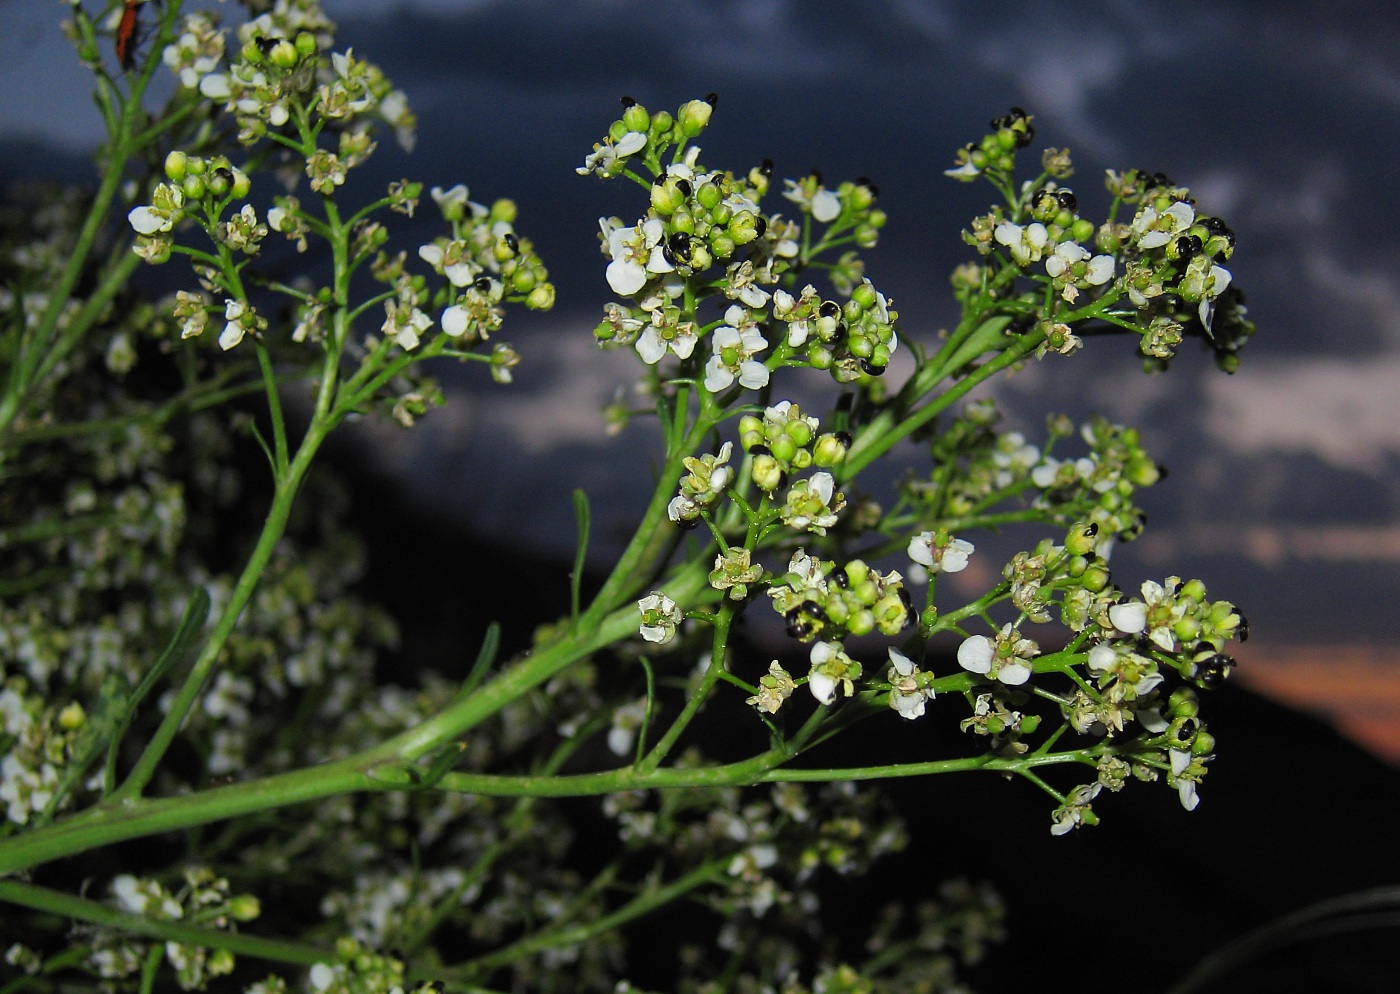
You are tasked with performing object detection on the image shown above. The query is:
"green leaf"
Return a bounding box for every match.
[571,489,591,631]
[456,622,500,700]
[104,587,211,793]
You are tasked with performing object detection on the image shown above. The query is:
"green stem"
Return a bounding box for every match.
[108,416,334,804]
[0,880,327,968]
[841,329,1043,479]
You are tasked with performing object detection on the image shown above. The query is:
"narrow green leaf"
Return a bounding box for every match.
[456,622,500,700]
[571,489,591,630]
[104,587,211,793]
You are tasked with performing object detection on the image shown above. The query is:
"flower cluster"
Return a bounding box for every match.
[585,95,898,394]
[767,551,911,643]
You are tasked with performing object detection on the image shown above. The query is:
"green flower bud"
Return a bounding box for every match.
[770,434,799,464]
[229,894,262,922]
[490,199,518,224]
[689,243,713,270]
[295,32,317,57]
[622,101,650,132]
[1168,686,1199,713]
[608,119,629,142]
[165,151,188,182]
[873,592,907,635]
[812,432,848,467]
[1080,564,1109,592]
[269,38,299,69]
[920,605,939,632]
[1020,713,1041,734]
[709,232,736,258]
[240,40,263,65]
[527,283,556,310]
[182,174,207,200]
[650,177,686,215]
[1181,579,1207,602]
[678,93,717,137]
[649,109,673,134]
[1173,616,1201,643]
[752,453,784,491]
[806,344,833,370]
[1066,520,1098,556]
[230,169,250,200]
[1071,218,1095,243]
[696,181,721,211]
[847,608,875,637]
[510,268,536,292]
[1192,731,1216,755]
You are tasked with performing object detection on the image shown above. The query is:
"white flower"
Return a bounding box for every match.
[703,320,769,392]
[907,531,973,574]
[1044,240,1088,279]
[1050,782,1102,835]
[1133,201,1195,250]
[602,217,672,297]
[887,647,934,720]
[1170,748,1200,811]
[608,699,647,756]
[957,625,1037,686]
[218,299,249,350]
[636,319,698,364]
[199,73,230,99]
[637,592,682,644]
[807,641,857,705]
[1085,254,1115,285]
[993,221,1049,266]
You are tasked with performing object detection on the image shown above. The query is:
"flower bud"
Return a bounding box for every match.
[812,432,848,467]
[526,283,556,310]
[183,174,207,200]
[752,453,784,492]
[295,32,318,57]
[269,38,299,69]
[622,101,650,133]
[165,151,189,182]
[229,894,262,921]
[678,93,716,137]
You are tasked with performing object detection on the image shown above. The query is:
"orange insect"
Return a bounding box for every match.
[115,0,143,71]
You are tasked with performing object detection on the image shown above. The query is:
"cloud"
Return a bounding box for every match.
[1138,524,1400,569]
[1204,357,1400,474]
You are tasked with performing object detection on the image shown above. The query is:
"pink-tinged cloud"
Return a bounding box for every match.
[1204,357,1400,474]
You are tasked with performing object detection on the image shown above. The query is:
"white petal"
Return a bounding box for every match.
[1087,644,1118,672]
[128,206,164,235]
[1086,255,1115,284]
[218,322,245,351]
[998,660,1032,685]
[441,305,470,337]
[808,671,837,706]
[607,259,647,296]
[1109,601,1148,634]
[199,73,230,100]
[636,328,666,364]
[737,359,769,390]
[907,532,935,568]
[811,189,841,222]
[957,635,993,674]
[888,647,914,677]
[615,131,647,156]
[703,358,733,392]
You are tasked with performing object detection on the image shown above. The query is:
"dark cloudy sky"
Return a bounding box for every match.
[4,1,1399,704]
